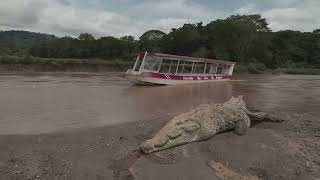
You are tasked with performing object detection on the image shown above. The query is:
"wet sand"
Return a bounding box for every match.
[0,113,319,180]
[0,73,319,179]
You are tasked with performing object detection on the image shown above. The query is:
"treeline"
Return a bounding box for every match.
[1,14,320,70]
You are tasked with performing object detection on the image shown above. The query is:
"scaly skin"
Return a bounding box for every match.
[140,96,285,154]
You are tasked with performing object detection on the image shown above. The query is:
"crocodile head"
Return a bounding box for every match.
[140,118,201,154]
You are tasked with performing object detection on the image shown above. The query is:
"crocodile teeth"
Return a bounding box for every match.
[154,138,169,148]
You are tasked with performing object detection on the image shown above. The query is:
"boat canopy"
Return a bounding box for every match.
[133,52,236,65]
[130,52,236,76]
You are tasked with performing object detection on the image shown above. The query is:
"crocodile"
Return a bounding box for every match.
[141,96,285,154]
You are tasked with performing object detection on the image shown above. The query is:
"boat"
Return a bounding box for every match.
[125,52,236,85]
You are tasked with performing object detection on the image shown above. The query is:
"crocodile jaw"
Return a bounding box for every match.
[140,121,200,154]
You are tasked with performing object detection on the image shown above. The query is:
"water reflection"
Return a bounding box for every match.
[124,82,233,119]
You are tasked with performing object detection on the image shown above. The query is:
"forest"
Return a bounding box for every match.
[0,14,319,74]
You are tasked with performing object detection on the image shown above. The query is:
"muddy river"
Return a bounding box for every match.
[0,73,319,135]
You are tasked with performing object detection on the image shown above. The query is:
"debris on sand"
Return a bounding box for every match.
[208,161,261,180]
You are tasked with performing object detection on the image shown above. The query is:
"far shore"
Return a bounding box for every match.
[0,56,319,75]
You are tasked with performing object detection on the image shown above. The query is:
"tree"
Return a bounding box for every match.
[163,24,202,56]
[227,14,271,32]
[78,33,95,41]
[139,30,166,52]
[120,35,135,42]
[140,30,166,41]
[1,14,320,71]
[201,14,272,62]
[313,29,320,34]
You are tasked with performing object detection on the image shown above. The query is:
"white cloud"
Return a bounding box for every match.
[0,0,319,38]
[263,8,317,32]
[36,1,135,37]
[0,0,219,38]
[235,0,320,32]
[0,0,47,29]
[236,3,257,15]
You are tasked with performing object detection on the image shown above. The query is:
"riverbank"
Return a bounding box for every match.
[0,112,319,180]
[1,56,320,75]
[0,56,132,72]
[234,63,320,75]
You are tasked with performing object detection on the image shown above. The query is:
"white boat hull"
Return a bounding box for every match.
[125,71,232,85]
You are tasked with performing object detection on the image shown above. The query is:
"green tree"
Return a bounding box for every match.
[120,35,135,42]
[1,14,320,71]
[201,14,271,62]
[78,33,95,41]
[140,30,166,41]
[163,24,202,56]
[227,14,271,32]
[139,30,166,52]
[313,29,320,34]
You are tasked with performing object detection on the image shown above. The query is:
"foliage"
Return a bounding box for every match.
[0,55,133,71]
[0,14,319,74]
[120,36,135,42]
[273,68,320,75]
[139,30,166,52]
[78,33,95,41]
[247,62,267,74]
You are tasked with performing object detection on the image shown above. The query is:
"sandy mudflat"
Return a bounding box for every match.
[0,73,319,179]
[0,112,319,180]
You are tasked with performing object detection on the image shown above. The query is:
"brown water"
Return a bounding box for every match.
[0,73,319,135]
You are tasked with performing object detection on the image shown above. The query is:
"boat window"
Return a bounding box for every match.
[159,59,171,73]
[193,62,205,74]
[182,61,193,74]
[177,61,185,74]
[134,56,142,71]
[222,65,227,74]
[205,63,217,74]
[217,65,223,74]
[224,65,231,75]
[169,61,179,74]
[143,56,162,72]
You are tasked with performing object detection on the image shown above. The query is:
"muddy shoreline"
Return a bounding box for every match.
[0,63,130,73]
[0,111,319,180]
[0,73,319,179]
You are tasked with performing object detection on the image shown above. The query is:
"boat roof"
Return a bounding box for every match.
[134,52,236,65]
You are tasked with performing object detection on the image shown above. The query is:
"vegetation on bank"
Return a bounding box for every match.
[1,55,319,75]
[0,14,320,74]
[0,56,132,72]
[234,63,320,75]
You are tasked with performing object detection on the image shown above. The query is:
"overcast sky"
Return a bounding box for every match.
[0,0,319,38]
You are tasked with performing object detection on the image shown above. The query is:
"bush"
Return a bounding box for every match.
[285,68,320,75]
[272,68,320,75]
[233,64,248,73]
[248,63,266,74]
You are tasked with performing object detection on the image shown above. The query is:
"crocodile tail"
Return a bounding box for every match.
[247,111,285,123]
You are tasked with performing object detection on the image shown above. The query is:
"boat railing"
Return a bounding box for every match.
[127,51,235,76]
